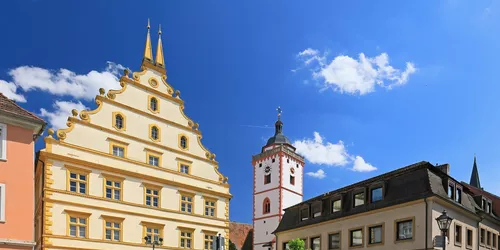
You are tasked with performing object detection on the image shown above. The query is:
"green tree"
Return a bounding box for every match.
[288,238,306,250]
[228,240,237,250]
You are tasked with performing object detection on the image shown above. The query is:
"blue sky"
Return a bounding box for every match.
[1,0,500,224]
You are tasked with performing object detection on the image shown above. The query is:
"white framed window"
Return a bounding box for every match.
[0,123,6,160]
[0,183,5,222]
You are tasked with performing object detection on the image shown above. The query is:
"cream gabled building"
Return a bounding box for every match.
[35,21,231,250]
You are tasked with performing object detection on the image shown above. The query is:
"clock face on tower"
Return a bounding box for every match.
[264,166,271,173]
[290,167,295,174]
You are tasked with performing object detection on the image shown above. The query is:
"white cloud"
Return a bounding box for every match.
[352,156,377,172]
[0,80,26,102]
[4,61,124,102]
[306,169,326,179]
[293,132,376,173]
[39,101,88,130]
[293,132,350,166]
[296,49,416,95]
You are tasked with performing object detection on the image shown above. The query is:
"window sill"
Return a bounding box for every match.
[0,158,6,162]
[394,238,414,244]
[465,245,472,250]
[367,242,384,247]
[0,220,5,223]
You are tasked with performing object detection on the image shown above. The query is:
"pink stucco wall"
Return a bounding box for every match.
[0,124,34,244]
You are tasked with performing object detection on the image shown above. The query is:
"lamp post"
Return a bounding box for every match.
[436,210,453,250]
[144,235,163,250]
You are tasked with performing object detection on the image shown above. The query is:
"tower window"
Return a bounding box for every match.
[112,112,126,131]
[148,96,160,113]
[296,164,299,168]
[264,174,271,184]
[287,159,290,163]
[179,135,188,150]
[259,163,262,168]
[115,115,123,129]
[151,126,159,141]
[263,198,271,214]
[290,175,295,185]
[272,158,275,163]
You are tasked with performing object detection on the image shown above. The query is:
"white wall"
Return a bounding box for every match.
[280,155,303,195]
[254,156,280,194]
[282,191,302,214]
[255,189,280,218]
[254,216,280,245]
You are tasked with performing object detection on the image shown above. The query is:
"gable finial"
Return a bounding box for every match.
[143,19,153,62]
[155,24,165,67]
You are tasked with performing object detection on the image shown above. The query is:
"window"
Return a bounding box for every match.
[148,155,159,167]
[0,183,5,222]
[300,207,309,221]
[349,228,363,247]
[493,233,497,248]
[103,216,124,241]
[467,229,473,247]
[67,213,88,238]
[103,174,123,201]
[179,135,189,150]
[0,123,6,160]
[177,158,192,174]
[112,145,125,157]
[180,193,194,213]
[370,187,383,203]
[456,188,462,203]
[149,78,159,88]
[272,158,275,163]
[283,242,290,250]
[264,174,271,184]
[396,218,414,241]
[144,185,161,208]
[455,224,462,245]
[481,228,485,245]
[263,198,271,214]
[180,164,190,174]
[112,112,125,131]
[180,230,193,248]
[150,125,160,141]
[482,199,486,210]
[310,237,320,250]
[205,199,217,217]
[354,192,365,207]
[287,159,290,163]
[66,167,90,194]
[143,223,163,245]
[204,233,215,250]
[487,202,492,213]
[290,175,295,185]
[311,202,321,218]
[328,232,341,249]
[448,183,455,199]
[150,97,158,112]
[332,198,341,213]
[368,224,384,245]
[488,231,492,246]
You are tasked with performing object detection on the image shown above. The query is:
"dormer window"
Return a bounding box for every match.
[455,187,462,203]
[332,198,342,213]
[370,186,383,203]
[448,183,455,200]
[311,202,322,218]
[487,201,492,214]
[300,207,309,221]
[353,191,365,207]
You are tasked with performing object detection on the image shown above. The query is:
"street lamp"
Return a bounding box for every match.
[144,235,163,250]
[436,210,453,250]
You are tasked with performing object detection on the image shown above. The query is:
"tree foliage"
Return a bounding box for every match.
[228,240,237,250]
[288,238,306,250]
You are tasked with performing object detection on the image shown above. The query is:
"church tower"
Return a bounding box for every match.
[252,108,305,250]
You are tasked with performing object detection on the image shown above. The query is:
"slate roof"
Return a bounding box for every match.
[275,161,482,233]
[462,182,500,218]
[0,93,45,124]
[265,119,292,148]
[229,222,253,250]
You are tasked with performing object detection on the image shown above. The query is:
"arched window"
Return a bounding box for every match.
[115,115,123,129]
[180,136,188,149]
[263,198,271,214]
[150,97,158,112]
[151,126,159,140]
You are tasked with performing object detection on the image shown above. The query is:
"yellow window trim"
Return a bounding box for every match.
[102,174,124,201]
[179,190,196,197]
[348,226,364,249]
[141,221,165,228]
[65,210,90,238]
[107,137,130,145]
[101,215,125,222]
[146,151,162,167]
[394,216,416,244]
[203,230,217,250]
[203,196,218,218]
[149,124,161,142]
[178,161,192,175]
[145,147,163,155]
[201,229,218,235]
[101,173,126,182]
[102,216,124,241]
[178,134,189,150]
[179,227,195,249]
[108,141,128,158]
[179,191,195,214]
[65,166,90,194]
[143,183,162,208]
[176,157,193,164]
[366,222,385,247]
[112,112,126,131]
[148,77,159,88]
[148,95,160,114]
[142,225,164,244]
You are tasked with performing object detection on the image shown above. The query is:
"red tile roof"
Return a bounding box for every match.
[229,222,253,250]
[462,182,500,217]
[0,93,45,123]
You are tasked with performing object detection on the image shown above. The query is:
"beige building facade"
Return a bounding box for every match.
[275,162,500,250]
[35,21,231,250]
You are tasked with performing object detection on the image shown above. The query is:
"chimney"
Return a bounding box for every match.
[436,163,450,175]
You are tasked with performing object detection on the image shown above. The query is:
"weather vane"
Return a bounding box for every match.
[276,106,282,117]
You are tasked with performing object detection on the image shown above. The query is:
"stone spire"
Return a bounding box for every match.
[143,19,153,62]
[470,155,481,189]
[155,24,165,67]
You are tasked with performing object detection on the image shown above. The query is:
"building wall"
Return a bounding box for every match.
[280,155,302,196]
[254,190,280,217]
[281,191,302,215]
[0,124,35,245]
[276,200,427,250]
[36,63,231,250]
[254,156,280,194]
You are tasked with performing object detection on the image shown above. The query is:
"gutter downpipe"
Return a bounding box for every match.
[425,197,428,250]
